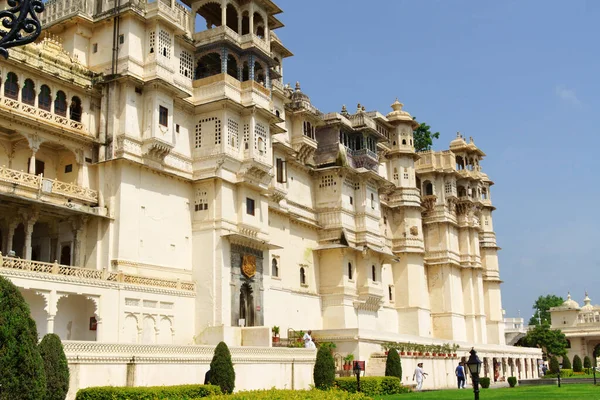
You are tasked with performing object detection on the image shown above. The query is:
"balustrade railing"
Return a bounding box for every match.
[0,166,98,204]
[1,97,86,133]
[0,255,195,292]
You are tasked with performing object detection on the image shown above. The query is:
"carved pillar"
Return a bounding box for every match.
[23,213,38,260]
[87,295,102,342]
[6,219,18,255]
[71,216,87,267]
[221,46,228,74]
[27,138,40,175]
[221,0,227,27]
[28,149,37,175]
[248,3,254,35]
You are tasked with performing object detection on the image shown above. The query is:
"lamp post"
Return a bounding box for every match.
[353,361,361,392]
[0,0,45,59]
[466,348,482,400]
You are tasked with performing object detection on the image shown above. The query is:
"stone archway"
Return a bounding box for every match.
[19,288,48,340]
[123,314,139,343]
[55,294,97,341]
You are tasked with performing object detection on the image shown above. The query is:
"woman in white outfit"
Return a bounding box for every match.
[303,330,316,349]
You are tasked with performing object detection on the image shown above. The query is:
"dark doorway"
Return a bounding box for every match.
[60,245,71,266]
[12,223,25,258]
[239,282,254,327]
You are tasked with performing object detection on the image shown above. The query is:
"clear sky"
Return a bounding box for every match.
[276,0,600,320]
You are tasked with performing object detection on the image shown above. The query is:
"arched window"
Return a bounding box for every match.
[54,91,67,116]
[39,85,51,111]
[257,137,265,154]
[372,265,377,281]
[241,11,250,35]
[195,53,221,80]
[4,72,18,100]
[424,181,433,196]
[457,186,466,197]
[254,12,265,39]
[300,267,306,285]
[226,54,238,79]
[402,139,406,145]
[254,61,265,84]
[22,79,35,105]
[70,96,82,122]
[275,110,280,118]
[348,262,353,281]
[271,258,279,277]
[196,3,222,33]
[226,4,238,33]
[274,57,281,72]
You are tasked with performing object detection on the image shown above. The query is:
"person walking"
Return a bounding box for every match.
[303,330,316,349]
[455,362,466,389]
[413,362,428,390]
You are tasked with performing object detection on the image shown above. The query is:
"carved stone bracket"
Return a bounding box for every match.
[142,137,174,163]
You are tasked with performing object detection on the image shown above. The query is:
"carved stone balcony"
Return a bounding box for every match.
[0,255,195,293]
[383,187,422,209]
[0,97,88,137]
[348,113,379,137]
[142,137,174,162]
[40,0,92,26]
[192,26,271,57]
[0,166,100,210]
[354,283,384,312]
[144,57,192,96]
[268,182,287,204]
[192,73,270,110]
[421,195,437,213]
[145,1,190,35]
[348,148,379,171]
[291,134,318,164]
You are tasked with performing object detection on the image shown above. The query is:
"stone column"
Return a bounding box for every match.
[6,220,18,255]
[47,314,56,334]
[95,317,103,342]
[23,216,38,260]
[248,3,254,34]
[71,217,87,267]
[221,0,227,27]
[221,46,228,74]
[28,149,37,175]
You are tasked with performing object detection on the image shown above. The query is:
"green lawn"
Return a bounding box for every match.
[376,384,600,400]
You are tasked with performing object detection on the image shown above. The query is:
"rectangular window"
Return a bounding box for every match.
[388,285,394,301]
[276,158,287,183]
[92,43,98,53]
[175,124,180,133]
[159,106,168,127]
[246,198,255,216]
[349,196,353,205]
[119,34,125,44]
[64,164,73,173]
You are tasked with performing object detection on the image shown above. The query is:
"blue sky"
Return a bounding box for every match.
[277,0,600,320]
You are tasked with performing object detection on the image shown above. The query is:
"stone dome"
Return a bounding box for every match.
[386,99,418,128]
[582,292,594,311]
[450,132,468,149]
[562,293,581,309]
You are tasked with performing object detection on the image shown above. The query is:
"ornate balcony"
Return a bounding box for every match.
[192,26,271,56]
[0,166,100,211]
[0,255,195,293]
[192,73,270,110]
[348,148,379,171]
[145,1,190,35]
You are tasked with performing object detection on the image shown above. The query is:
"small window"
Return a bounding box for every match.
[300,267,306,285]
[246,197,255,216]
[159,105,168,127]
[348,262,353,281]
[175,124,180,133]
[349,196,353,205]
[272,258,279,277]
[64,164,73,173]
[389,285,393,301]
[92,43,98,53]
[372,265,377,281]
[371,193,375,209]
[276,158,287,183]
[119,34,124,44]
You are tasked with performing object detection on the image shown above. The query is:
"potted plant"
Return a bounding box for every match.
[381,342,391,355]
[297,330,305,344]
[320,341,337,354]
[406,342,414,356]
[424,345,431,357]
[416,344,424,356]
[343,354,354,371]
[452,343,459,357]
[272,326,280,343]
[399,343,406,356]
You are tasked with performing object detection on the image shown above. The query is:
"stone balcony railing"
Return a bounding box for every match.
[192,26,270,55]
[0,166,98,204]
[40,0,91,26]
[348,113,378,134]
[0,97,87,135]
[0,255,196,293]
[192,73,270,110]
[146,0,190,34]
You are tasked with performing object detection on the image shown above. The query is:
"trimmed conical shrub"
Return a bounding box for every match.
[385,350,402,380]
[562,356,571,370]
[573,355,583,372]
[549,356,560,374]
[313,345,335,390]
[39,334,69,400]
[0,276,47,399]
[584,356,592,369]
[209,342,235,394]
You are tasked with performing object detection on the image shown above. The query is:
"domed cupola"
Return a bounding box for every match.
[582,292,594,311]
[561,292,581,309]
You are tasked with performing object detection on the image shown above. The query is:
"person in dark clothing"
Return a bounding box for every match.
[204,369,211,385]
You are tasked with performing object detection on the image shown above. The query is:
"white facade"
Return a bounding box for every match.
[0,0,540,396]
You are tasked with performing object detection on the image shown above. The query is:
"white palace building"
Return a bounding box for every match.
[0,0,540,396]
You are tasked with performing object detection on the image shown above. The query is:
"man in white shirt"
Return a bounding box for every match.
[303,330,316,349]
[413,362,428,390]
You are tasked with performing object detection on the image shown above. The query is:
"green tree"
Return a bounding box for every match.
[0,276,47,400]
[518,322,568,358]
[313,345,335,390]
[209,342,235,394]
[385,349,402,379]
[573,355,583,372]
[561,356,571,370]
[528,294,564,325]
[412,120,440,152]
[549,356,560,374]
[39,334,69,400]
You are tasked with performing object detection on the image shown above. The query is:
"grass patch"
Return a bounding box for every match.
[376,384,600,400]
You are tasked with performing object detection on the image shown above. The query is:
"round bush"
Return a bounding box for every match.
[549,356,560,374]
[384,349,402,380]
[0,276,47,400]
[573,355,583,372]
[313,345,335,390]
[584,356,592,369]
[507,376,517,387]
[480,377,491,388]
[39,334,70,400]
[209,342,235,394]
[562,356,571,370]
